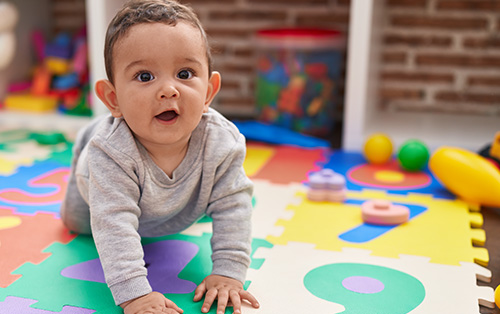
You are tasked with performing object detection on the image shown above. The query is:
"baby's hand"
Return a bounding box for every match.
[193,275,259,314]
[120,291,183,314]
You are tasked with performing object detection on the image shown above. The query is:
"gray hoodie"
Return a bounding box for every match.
[60,108,253,305]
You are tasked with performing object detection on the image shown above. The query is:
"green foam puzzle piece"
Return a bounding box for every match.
[304,263,426,314]
[0,235,114,313]
[46,142,73,166]
[0,129,73,166]
[0,233,270,314]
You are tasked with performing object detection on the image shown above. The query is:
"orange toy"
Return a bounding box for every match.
[429,146,500,207]
[31,66,51,96]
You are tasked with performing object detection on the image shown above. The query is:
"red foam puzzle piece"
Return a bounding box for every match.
[249,143,326,184]
[0,208,76,288]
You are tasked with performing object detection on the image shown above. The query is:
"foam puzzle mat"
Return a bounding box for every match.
[0,130,495,313]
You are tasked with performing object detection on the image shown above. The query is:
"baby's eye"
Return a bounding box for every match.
[177,69,194,80]
[136,72,154,82]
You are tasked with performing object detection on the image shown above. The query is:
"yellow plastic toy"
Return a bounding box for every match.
[45,57,71,75]
[5,94,58,112]
[363,133,393,165]
[429,146,500,208]
[495,285,500,308]
[490,131,500,160]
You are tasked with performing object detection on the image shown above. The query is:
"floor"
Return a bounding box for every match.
[0,126,497,313]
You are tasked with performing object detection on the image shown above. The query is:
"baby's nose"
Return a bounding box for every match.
[158,83,179,99]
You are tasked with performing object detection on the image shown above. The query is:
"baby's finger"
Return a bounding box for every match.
[239,290,260,309]
[216,289,229,314]
[164,298,183,313]
[201,288,218,313]
[193,281,207,302]
[229,290,242,314]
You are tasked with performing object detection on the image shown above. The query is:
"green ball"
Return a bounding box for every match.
[398,140,430,171]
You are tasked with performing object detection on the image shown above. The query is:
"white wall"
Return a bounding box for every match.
[85,0,125,116]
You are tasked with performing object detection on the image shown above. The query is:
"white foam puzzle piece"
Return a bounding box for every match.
[1,142,55,161]
[245,242,494,314]
[250,179,302,238]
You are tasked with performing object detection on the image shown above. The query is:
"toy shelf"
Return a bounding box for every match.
[0,0,93,137]
[342,0,499,152]
[0,0,119,136]
[4,0,497,150]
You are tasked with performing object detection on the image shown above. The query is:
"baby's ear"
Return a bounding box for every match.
[95,79,122,117]
[203,71,221,113]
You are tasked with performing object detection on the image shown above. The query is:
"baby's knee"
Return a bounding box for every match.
[60,203,92,235]
[61,211,92,235]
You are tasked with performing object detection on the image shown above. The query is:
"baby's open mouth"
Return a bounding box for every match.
[155,110,178,122]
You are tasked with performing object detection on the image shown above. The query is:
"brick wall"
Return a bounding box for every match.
[381,0,500,116]
[49,0,500,118]
[51,0,86,34]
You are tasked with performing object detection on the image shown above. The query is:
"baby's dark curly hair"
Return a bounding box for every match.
[104,0,212,83]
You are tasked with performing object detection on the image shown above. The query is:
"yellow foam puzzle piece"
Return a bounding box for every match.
[268,189,488,267]
[243,146,275,177]
[0,141,55,175]
[0,216,22,230]
[0,156,32,175]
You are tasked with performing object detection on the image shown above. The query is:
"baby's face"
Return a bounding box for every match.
[110,21,213,149]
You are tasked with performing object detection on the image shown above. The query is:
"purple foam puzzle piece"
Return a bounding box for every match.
[61,239,198,294]
[60,258,105,283]
[0,296,96,313]
[143,239,199,293]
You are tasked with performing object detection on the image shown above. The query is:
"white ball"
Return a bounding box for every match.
[0,2,19,32]
[0,32,15,69]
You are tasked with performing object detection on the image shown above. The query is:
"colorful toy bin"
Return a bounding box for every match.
[255,28,345,137]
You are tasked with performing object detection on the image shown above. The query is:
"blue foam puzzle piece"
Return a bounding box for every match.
[338,200,428,243]
[233,120,330,148]
[0,160,69,215]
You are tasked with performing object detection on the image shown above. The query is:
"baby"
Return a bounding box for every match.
[61,1,259,313]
